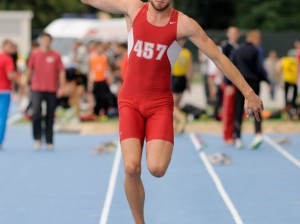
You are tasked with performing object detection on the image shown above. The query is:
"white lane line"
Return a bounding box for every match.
[7,112,23,126]
[189,133,244,224]
[99,144,122,224]
[263,135,300,168]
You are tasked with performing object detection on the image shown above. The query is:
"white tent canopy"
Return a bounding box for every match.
[45,18,128,42]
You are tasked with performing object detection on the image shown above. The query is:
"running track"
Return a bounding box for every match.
[0,124,299,224]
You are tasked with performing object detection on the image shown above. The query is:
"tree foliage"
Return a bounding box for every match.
[0,0,91,31]
[1,0,300,31]
[174,0,235,29]
[233,0,300,30]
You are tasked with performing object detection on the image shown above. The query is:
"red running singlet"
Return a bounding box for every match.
[118,3,181,144]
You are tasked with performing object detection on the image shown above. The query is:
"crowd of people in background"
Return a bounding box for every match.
[0,28,299,150]
[199,27,300,149]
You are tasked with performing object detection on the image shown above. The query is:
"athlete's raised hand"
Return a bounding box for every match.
[81,0,142,16]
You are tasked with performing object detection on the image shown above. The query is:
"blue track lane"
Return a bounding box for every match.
[0,125,117,224]
[1,124,299,224]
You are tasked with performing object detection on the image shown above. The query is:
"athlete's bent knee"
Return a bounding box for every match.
[148,165,167,178]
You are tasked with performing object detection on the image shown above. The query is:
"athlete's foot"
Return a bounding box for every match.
[34,140,42,151]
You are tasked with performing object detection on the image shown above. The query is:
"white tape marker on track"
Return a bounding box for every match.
[189,133,244,224]
[263,135,300,169]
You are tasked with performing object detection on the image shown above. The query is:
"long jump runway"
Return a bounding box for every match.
[0,124,299,224]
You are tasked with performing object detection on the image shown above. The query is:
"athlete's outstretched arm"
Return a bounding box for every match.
[178,14,263,120]
[81,0,140,15]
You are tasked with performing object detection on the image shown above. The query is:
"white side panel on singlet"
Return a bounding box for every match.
[167,41,182,69]
[127,29,134,57]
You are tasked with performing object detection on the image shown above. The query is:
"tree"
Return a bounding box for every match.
[1,0,90,32]
[233,0,300,30]
[175,0,235,29]
[1,0,300,32]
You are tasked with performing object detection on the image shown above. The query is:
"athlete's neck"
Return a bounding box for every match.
[147,4,172,26]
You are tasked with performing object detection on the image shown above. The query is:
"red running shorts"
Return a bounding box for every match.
[118,96,174,144]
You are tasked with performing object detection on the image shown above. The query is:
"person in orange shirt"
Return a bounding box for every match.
[89,41,111,116]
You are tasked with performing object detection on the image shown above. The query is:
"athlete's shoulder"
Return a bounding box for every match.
[177,11,193,25]
[177,11,204,40]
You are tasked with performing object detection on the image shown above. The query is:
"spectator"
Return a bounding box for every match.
[89,41,112,116]
[198,50,211,105]
[231,30,270,149]
[207,39,223,121]
[276,52,298,120]
[172,48,193,134]
[0,39,23,149]
[68,40,90,121]
[295,39,300,85]
[221,26,241,145]
[27,32,66,150]
[264,50,279,100]
[24,39,40,119]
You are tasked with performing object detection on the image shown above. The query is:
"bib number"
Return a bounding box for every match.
[133,40,167,60]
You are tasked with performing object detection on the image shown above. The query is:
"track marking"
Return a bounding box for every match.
[7,113,23,126]
[263,135,300,168]
[99,144,122,224]
[189,133,244,224]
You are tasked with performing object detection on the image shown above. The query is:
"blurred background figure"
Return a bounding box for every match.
[206,38,223,121]
[198,49,210,106]
[67,40,90,122]
[27,32,66,151]
[24,39,40,120]
[0,39,23,150]
[276,51,299,120]
[172,47,193,134]
[89,41,112,117]
[264,50,279,100]
[295,39,300,89]
[221,26,241,145]
[231,30,270,149]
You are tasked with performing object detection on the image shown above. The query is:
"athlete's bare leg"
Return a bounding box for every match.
[121,138,145,224]
[146,140,173,178]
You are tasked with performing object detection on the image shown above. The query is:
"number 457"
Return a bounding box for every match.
[133,40,167,60]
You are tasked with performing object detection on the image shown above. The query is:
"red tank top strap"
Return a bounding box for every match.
[132,3,148,26]
[170,9,179,23]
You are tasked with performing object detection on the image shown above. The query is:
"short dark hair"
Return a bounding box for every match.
[40,31,52,40]
[2,39,13,48]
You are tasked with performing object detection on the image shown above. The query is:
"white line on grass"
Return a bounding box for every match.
[189,133,244,224]
[263,135,300,168]
[99,144,122,224]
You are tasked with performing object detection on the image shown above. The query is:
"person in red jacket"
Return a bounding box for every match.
[81,1,264,223]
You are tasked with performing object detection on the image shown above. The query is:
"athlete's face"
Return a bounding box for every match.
[149,0,173,12]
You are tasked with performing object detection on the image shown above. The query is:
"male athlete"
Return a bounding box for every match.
[81,0,264,223]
